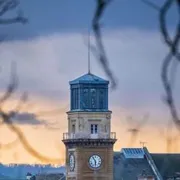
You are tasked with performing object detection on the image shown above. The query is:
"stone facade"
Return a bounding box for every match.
[63,142,115,180]
[67,111,111,138]
[62,73,116,180]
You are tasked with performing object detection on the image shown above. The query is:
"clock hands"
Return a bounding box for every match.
[89,155,101,169]
[92,156,97,167]
[69,154,75,171]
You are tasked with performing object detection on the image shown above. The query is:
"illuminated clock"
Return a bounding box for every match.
[88,155,102,169]
[69,153,75,171]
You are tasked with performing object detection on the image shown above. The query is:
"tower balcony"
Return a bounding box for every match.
[63,132,116,140]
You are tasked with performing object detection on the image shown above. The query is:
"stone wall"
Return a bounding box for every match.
[67,111,111,136]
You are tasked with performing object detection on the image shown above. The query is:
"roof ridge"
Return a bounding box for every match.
[69,73,109,85]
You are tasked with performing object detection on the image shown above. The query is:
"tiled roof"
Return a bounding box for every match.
[114,152,155,180]
[122,148,145,159]
[151,153,180,179]
[114,149,180,180]
[69,73,109,85]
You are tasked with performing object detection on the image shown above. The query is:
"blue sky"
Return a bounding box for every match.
[2,0,177,40]
[1,0,178,114]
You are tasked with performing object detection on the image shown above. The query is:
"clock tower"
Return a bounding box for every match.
[62,72,116,180]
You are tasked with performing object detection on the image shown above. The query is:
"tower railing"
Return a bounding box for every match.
[63,132,116,140]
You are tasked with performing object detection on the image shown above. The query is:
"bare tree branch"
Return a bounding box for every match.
[92,0,117,89]
[0,15,27,24]
[126,113,149,147]
[159,0,179,53]
[143,0,180,129]
[159,0,180,129]
[158,119,178,153]
[5,120,64,164]
[0,0,28,25]
[0,62,64,164]
[0,61,18,107]
[0,138,19,150]
[0,0,18,16]
[13,91,28,112]
[170,59,178,89]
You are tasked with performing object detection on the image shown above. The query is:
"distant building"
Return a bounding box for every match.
[26,172,32,180]
[35,173,65,180]
[26,172,36,180]
[114,147,180,180]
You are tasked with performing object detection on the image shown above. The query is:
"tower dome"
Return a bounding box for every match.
[69,72,109,111]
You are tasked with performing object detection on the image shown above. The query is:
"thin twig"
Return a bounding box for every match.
[0,0,28,25]
[0,61,18,106]
[0,0,18,16]
[0,138,19,150]
[160,0,180,129]
[5,119,64,164]
[92,0,117,89]
[0,62,64,164]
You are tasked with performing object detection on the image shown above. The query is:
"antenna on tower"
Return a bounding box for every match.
[140,141,147,148]
[88,29,91,74]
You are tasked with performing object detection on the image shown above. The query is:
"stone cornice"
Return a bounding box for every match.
[62,139,117,148]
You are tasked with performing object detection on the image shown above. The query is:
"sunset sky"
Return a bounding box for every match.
[0,0,179,165]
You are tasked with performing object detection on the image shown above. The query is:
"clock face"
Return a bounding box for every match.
[88,155,102,169]
[69,154,75,171]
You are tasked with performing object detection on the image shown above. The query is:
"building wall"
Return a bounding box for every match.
[66,146,114,180]
[67,111,111,137]
[138,177,155,180]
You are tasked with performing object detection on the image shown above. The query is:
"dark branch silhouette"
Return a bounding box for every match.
[5,119,64,164]
[0,61,18,107]
[142,0,180,130]
[0,62,64,164]
[126,113,149,147]
[92,0,117,89]
[160,0,180,129]
[0,0,27,25]
[0,138,19,150]
[158,120,180,153]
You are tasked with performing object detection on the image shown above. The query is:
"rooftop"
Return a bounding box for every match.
[151,153,180,179]
[35,173,65,180]
[69,73,109,85]
[114,148,180,180]
[113,151,155,180]
[121,148,145,159]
